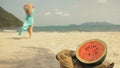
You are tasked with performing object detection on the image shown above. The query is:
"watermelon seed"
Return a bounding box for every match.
[85,48,88,50]
[93,45,96,48]
[95,52,97,54]
[96,48,98,50]
[88,53,91,56]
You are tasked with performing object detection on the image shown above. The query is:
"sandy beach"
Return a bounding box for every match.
[0,31,120,68]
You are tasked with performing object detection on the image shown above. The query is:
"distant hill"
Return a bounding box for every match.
[80,22,114,26]
[0,7,22,28]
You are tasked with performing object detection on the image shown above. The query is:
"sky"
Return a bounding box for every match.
[0,0,120,26]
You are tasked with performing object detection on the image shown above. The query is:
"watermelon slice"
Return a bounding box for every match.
[76,39,107,65]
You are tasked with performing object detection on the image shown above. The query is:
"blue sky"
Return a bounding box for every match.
[0,0,120,26]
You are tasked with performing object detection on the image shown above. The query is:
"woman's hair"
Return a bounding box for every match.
[24,4,34,15]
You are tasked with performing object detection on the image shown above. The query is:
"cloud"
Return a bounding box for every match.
[44,9,71,17]
[55,9,71,16]
[98,0,108,4]
[44,12,52,16]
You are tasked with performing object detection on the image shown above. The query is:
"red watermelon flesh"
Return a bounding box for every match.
[78,41,105,61]
[76,39,107,64]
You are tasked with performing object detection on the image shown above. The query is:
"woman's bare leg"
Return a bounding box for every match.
[28,26,33,38]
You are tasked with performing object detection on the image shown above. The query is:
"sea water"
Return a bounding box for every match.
[33,25,120,32]
[1,25,120,32]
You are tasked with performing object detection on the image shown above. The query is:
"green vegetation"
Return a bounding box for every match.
[0,7,22,28]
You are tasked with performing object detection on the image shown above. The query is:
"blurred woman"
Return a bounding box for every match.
[19,3,35,38]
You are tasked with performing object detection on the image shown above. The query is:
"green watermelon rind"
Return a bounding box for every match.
[76,39,107,64]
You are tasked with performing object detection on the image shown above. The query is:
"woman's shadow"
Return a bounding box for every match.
[8,37,29,40]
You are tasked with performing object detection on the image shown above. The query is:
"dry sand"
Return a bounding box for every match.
[0,31,120,68]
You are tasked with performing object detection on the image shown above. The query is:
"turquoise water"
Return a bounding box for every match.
[33,25,120,32]
[1,25,120,32]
